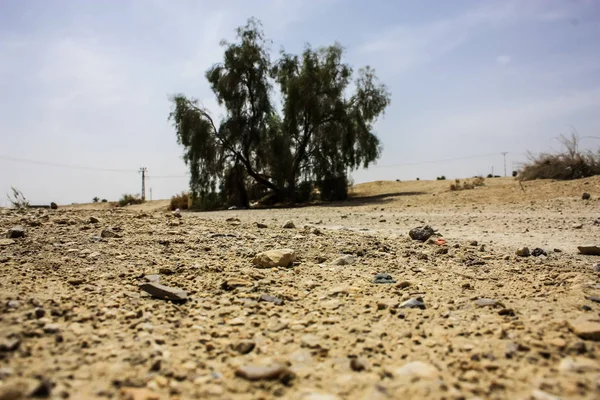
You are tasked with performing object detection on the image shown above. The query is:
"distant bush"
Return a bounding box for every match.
[519,133,600,181]
[170,192,189,211]
[416,177,420,181]
[450,177,485,191]
[118,193,143,207]
[487,174,493,178]
[512,171,518,177]
[93,197,100,203]
[101,199,108,203]
[437,176,446,180]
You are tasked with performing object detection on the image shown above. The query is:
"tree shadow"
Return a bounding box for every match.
[317,191,427,208]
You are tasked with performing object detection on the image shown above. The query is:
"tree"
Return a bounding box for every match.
[93,197,100,203]
[169,18,391,208]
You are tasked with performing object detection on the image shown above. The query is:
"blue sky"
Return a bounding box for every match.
[1,0,599,205]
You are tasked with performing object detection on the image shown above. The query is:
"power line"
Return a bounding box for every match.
[0,155,137,173]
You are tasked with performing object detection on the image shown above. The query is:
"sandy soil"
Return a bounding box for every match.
[1,177,600,400]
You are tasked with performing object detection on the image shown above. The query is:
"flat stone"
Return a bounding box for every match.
[139,282,188,301]
[7,300,20,309]
[558,357,600,373]
[100,229,120,238]
[373,273,396,284]
[532,390,561,400]
[233,340,256,355]
[0,238,15,246]
[474,298,504,308]
[259,294,284,305]
[235,364,294,382]
[578,245,600,256]
[387,361,439,379]
[89,216,100,223]
[253,249,296,268]
[332,255,356,266]
[144,275,160,283]
[568,316,600,341]
[119,387,160,400]
[221,278,252,291]
[256,222,268,228]
[6,226,26,239]
[399,297,426,309]
[43,323,60,334]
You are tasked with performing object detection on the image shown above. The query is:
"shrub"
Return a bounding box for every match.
[7,187,29,209]
[519,133,600,180]
[318,175,348,201]
[416,177,420,181]
[118,193,143,207]
[512,171,518,177]
[93,197,100,203]
[437,176,446,180]
[449,177,485,191]
[487,173,493,178]
[170,192,189,211]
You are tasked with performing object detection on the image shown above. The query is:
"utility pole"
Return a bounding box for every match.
[139,167,147,201]
[501,152,508,177]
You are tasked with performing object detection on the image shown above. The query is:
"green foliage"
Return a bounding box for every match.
[512,170,518,177]
[118,194,143,207]
[93,197,100,203]
[7,186,29,209]
[170,192,189,211]
[436,176,446,180]
[519,133,600,180]
[101,199,108,203]
[169,18,390,209]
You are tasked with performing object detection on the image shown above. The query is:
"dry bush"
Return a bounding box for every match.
[519,133,600,181]
[7,187,29,209]
[449,177,485,191]
[118,194,143,207]
[170,192,189,211]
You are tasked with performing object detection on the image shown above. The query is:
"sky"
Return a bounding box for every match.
[1,0,600,205]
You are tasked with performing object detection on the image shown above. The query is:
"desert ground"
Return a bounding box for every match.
[1,177,600,400]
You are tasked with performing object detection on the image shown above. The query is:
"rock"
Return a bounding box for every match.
[532,248,547,257]
[139,282,188,301]
[143,275,160,283]
[532,390,561,400]
[89,216,100,223]
[282,220,296,229]
[158,267,174,275]
[35,308,45,319]
[233,340,256,355]
[0,238,15,246]
[221,278,253,291]
[50,202,58,209]
[259,294,284,305]
[568,316,600,340]
[387,361,439,379]
[43,323,60,334]
[593,263,600,273]
[516,247,530,257]
[68,278,85,286]
[409,225,436,242]
[573,223,583,229]
[6,226,25,239]
[30,378,52,398]
[350,357,368,372]
[173,209,181,218]
[558,357,600,373]
[235,364,294,383]
[578,245,600,256]
[396,281,411,289]
[256,222,268,228]
[582,192,591,200]
[373,273,396,284]
[474,298,504,308]
[0,379,37,400]
[252,249,296,268]
[119,387,160,400]
[0,338,21,352]
[399,297,426,309]
[6,300,20,309]
[0,367,13,379]
[332,255,356,266]
[100,229,120,238]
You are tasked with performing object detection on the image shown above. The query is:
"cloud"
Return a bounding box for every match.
[496,55,511,65]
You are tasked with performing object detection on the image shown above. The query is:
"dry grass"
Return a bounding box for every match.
[449,177,485,191]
